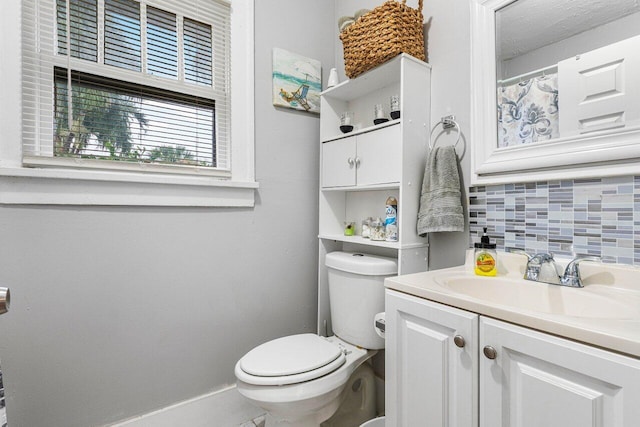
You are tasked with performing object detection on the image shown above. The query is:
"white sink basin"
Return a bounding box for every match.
[435,275,640,320]
[385,249,640,357]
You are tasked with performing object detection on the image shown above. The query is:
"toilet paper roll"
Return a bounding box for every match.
[374,312,385,339]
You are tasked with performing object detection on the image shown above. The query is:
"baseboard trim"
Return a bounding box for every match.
[110,385,264,427]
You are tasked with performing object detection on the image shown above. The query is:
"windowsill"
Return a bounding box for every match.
[0,167,258,207]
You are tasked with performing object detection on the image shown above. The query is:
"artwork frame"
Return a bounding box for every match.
[272,48,321,114]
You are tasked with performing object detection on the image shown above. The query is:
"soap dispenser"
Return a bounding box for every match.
[474,227,497,276]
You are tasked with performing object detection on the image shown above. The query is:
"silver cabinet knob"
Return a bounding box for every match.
[453,335,465,348]
[347,157,355,167]
[354,157,361,168]
[0,287,10,315]
[483,345,497,359]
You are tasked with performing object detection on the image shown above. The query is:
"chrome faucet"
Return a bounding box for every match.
[506,248,600,288]
[560,255,601,288]
[506,248,561,284]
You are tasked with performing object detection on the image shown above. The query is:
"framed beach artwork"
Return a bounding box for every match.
[272,48,321,114]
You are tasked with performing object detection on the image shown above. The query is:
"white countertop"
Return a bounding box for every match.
[385,250,640,358]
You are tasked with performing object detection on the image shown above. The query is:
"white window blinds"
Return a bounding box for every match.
[184,18,213,86]
[23,0,231,174]
[104,0,142,72]
[147,6,178,78]
[56,0,98,61]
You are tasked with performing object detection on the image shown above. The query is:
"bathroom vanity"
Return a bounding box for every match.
[384,251,640,426]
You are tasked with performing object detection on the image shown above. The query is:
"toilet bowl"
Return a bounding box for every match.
[235,335,375,426]
[235,252,397,426]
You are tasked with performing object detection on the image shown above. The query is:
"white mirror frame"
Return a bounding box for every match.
[470,0,640,185]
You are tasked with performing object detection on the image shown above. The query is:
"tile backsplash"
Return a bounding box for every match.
[469,176,639,266]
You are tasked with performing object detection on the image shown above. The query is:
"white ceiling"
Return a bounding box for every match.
[497,0,640,60]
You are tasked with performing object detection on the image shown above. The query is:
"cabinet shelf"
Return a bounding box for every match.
[321,182,400,192]
[321,54,430,102]
[322,120,400,144]
[318,234,428,250]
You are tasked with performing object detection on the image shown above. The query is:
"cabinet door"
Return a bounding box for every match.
[321,137,357,188]
[386,290,478,427]
[480,317,640,427]
[356,125,401,186]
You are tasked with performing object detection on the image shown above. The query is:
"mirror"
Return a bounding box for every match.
[471,0,640,185]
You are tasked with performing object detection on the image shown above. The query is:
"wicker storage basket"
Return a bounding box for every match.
[340,0,426,79]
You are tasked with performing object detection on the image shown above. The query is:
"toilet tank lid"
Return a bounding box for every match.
[325,252,398,276]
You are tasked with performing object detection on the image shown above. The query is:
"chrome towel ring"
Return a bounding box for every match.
[429,115,461,151]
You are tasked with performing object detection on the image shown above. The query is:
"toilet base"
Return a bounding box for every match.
[321,363,377,427]
[262,363,377,427]
[261,388,343,427]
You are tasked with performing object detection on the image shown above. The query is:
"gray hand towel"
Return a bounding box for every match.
[417,146,464,235]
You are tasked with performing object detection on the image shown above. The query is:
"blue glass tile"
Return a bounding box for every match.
[468,176,640,266]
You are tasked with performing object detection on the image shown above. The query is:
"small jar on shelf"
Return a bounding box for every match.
[370,218,386,241]
[344,221,356,236]
[361,217,373,239]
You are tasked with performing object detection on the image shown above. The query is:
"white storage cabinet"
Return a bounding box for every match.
[317,54,431,336]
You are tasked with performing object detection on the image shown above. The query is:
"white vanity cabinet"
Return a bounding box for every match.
[385,289,478,427]
[480,317,640,427]
[385,289,640,426]
[317,54,431,337]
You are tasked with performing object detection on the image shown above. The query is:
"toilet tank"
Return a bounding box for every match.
[325,252,398,350]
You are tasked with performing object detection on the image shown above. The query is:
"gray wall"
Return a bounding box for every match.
[0,1,335,426]
[0,1,473,424]
[419,0,472,269]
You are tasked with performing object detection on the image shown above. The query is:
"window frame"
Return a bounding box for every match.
[0,0,256,207]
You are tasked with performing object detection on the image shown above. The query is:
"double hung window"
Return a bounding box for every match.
[23,0,231,176]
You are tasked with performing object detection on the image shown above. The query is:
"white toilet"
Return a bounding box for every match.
[235,251,397,427]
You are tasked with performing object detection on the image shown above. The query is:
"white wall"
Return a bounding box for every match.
[0,1,335,426]
[334,0,472,269]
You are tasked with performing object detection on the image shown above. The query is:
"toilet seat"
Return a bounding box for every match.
[236,334,347,386]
